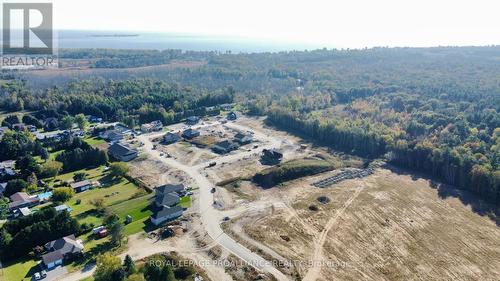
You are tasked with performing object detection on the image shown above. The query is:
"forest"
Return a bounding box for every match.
[1,46,499,205]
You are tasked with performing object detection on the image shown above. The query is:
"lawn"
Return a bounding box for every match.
[68,179,142,215]
[2,257,39,281]
[83,136,106,146]
[180,196,192,208]
[110,194,154,235]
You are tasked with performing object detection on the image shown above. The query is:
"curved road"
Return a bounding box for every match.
[137,121,290,281]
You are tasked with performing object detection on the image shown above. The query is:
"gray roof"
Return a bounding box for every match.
[214,140,238,150]
[0,182,6,194]
[45,235,83,255]
[182,128,200,138]
[42,250,64,265]
[156,193,180,207]
[108,143,137,157]
[163,132,181,142]
[152,205,183,219]
[156,184,185,194]
[70,180,91,189]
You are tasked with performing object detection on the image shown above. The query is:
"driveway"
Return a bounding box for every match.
[44,266,67,281]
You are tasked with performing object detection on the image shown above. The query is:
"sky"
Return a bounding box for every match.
[9,0,500,48]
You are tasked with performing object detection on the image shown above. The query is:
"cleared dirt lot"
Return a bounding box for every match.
[234,168,500,281]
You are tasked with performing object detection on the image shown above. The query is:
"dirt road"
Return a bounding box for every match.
[137,121,290,281]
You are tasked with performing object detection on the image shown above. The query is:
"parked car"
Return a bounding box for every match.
[211,187,216,193]
[223,216,230,221]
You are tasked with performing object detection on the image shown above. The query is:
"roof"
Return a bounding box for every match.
[214,140,236,150]
[0,182,6,193]
[55,204,71,212]
[10,192,30,202]
[163,132,181,139]
[182,128,200,137]
[42,250,64,265]
[156,193,180,207]
[45,235,84,255]
[108,143,137,157]
[70,180,91,189]
[106,130,124,139]
[234,133,251,140]
[186,116,199,121]
[263,149,283,158]
[152,205,183,219]
[19,207,32,216]
[156,184,185,194]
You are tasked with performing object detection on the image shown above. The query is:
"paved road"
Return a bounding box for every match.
[137,121,289,281]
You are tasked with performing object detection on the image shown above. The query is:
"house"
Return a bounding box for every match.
[99,129,124,142]
[18,207,32,217]
[8,192,40,211]
[0,160,17,179]
[212,140,239,154]
[261,149,283,164]
[35,131,62,141]
[141,120,163,133]
[55,204,72,213]
[155,192,180,208]
[87,116,103,123]
[151,205,184,226]
[108,143,138,162]
[185,116,200,125]
[156,183,187,197]
[42,250,64,270]
[182,128,200,139]
[70,180,93,193]
[162,132,182,144]
[43,235,84,269]
[151,184,185,226]
[233,132,253,144]
[227,111,237,121]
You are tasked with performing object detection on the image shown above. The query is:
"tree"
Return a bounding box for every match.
[73,172,87,182]
[5,179,28,197]
[90,198,106,213]
[109,221,124,246]
[60,116,74,130]
[52,187,74,203]
[75,114,89,130]
[93,254,123,281]
[0,198,9,219]
[40,148,50,161]
[144,255,176,281]
[112,269,126,281]
[15,155,40,176]
[22,115,42,128]
[123,254,136,275]
[109,162,129,178]
[40,161,63,179]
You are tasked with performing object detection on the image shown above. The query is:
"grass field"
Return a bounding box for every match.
[1,257,39,281]
[83,136,106,146]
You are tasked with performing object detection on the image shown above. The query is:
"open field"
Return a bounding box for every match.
[237,168,500,280]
